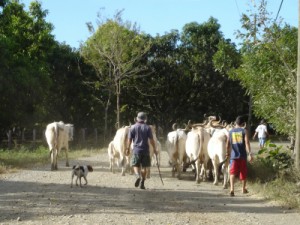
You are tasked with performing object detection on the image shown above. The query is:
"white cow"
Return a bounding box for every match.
[107,141,120,173]
[185,127,211,183]
[111,126,131,176]
[207,127,231,189]
[167,127,187,179]
[45,121,74,171]
[152,140,161,167]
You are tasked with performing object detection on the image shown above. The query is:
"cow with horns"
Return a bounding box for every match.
[184,116,227,183]
[185,122,211,183]
[207,121,234,188]
[166,123,189,179]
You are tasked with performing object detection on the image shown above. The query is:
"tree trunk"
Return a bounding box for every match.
[116,79,121,129]
[247,96,253,138]
[103,91,111,143]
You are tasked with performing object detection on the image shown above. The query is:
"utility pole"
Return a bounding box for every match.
[295,0,300,170]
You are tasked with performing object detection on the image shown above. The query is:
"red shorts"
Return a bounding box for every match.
[230,158,247,180]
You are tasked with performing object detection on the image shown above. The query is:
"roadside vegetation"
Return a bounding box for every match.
[0,146,102,174]
[248,141,300,209]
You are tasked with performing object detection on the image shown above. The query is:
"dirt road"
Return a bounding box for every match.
[1,148,299,225]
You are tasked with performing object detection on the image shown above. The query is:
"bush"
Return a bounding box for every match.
[256,140,294,178]
[248,141,300,209]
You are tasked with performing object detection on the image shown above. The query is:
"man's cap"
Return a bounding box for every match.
[137,112,147,122]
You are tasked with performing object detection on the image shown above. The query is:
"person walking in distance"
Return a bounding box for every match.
[126,112,157,189]
[226,116,253,196]
[253,119,269,149]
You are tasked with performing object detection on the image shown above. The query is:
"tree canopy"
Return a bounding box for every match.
[1,0,296,148]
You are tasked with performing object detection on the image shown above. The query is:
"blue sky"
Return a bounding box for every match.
[21,0,297,49]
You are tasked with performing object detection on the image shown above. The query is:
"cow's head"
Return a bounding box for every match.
[65,124,74,141]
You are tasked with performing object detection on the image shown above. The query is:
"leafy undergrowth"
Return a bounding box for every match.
[248,141,300,209]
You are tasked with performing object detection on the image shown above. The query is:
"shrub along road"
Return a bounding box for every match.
[0,147,299,225]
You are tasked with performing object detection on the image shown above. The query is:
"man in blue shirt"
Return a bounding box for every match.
[126,112,157,189]
[226,116,253,196]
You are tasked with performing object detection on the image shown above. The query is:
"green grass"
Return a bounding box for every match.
[250,177,300,209]
[0,146,105,174]
[248,157,300,209]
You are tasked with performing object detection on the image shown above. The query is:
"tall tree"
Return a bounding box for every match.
[81,11,151,133]
[219,1,297,155]
[0,0,55,130]
[125,30,189,130]
[46,43,101,129]
[179,18,248,122]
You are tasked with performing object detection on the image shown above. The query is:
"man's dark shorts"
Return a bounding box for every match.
[131,152,151,167]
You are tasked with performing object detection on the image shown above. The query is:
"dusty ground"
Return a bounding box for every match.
[1,145,300,225]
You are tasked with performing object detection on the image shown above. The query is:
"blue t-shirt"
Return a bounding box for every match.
[128,122,153,154]
[229,127,247,160]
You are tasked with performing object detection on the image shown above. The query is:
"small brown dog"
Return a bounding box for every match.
[71,165,93,187]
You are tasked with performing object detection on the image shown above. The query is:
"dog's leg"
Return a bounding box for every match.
[76,176,79,186]
[83,176,88,185]
[71,172,74,188]
[79,177,82,187]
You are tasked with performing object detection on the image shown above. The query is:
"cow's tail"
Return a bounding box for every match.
[54,122,59,149]
[121,126,129,167]
[175,131,179,161]
[187,131,204,166]
[218,156,229,175]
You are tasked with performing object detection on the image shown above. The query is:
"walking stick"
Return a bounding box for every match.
[155,153,164,185]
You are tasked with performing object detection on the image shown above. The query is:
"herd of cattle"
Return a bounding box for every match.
[45,116,235,189]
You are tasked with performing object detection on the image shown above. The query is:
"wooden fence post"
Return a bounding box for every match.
[94,128,98,147]
[7,130,12,149]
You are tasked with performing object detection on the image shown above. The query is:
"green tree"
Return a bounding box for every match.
[125,30,189,130]
[0,0,55,130]
[226,0,297,139]
[179,18,248,123]
[46,43,102,128]
[128,18,247,133]
[81,11,151,134]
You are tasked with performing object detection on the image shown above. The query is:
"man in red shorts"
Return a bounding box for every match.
[226,116,253,196]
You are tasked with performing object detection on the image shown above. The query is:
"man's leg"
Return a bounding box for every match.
[242,179,248,193]
[134,166,141,187]
[230,174,235,196]
[139,167,147,189]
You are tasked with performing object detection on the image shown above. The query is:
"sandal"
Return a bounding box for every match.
[230,191,234,197]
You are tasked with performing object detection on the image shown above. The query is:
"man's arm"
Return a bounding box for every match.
[264,125,269,137]
[226,135,231,157]
[253,131,257,139]
[149,138,157,155]
[244,130,253,162]
[126,139,132,156]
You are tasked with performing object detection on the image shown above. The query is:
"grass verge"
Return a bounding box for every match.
[0,146,104,174]
[248,158,300,209]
